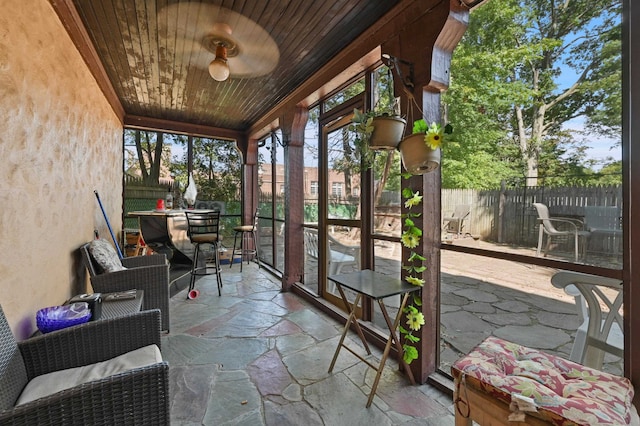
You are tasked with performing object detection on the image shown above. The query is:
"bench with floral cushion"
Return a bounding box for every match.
[452,336,638,426]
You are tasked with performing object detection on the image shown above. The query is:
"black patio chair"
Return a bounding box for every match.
[80,240,171,332]
[0,306,169,425]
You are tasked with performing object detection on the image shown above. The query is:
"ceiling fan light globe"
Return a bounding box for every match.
[209,58,230,81]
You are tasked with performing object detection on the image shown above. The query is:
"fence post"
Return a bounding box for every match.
[497,180,506,243]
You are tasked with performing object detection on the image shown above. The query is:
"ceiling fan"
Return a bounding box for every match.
[157,3,280,82]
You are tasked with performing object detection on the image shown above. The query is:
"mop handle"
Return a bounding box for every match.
[94,190,124,259]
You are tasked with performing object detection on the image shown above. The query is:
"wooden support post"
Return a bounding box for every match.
[241,135,259,228]
[282,106,309,290]
[389,0,471,383]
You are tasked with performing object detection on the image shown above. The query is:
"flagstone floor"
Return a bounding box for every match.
[162,263,456,425]
[161,237,624,425]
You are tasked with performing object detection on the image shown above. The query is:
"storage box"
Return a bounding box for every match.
[218,249,241,265]
[69,293,103,321]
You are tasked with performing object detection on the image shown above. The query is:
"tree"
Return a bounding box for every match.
[595,160,622,186]
[444,0,621,188]
[193,138,242,201]
[123,129,174,184]
[374,150,402,203]
[330,66,401,202]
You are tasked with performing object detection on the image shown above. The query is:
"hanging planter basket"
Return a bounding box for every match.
[399,133,441,175]
[368,116,407,150]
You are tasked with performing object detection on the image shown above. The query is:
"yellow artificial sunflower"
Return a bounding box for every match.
[406,311,425,331]
[404,191,423,208]
[401,232,420,248]
[424,122,444,150]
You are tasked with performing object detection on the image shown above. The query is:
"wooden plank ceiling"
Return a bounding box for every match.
[69,0,401,132]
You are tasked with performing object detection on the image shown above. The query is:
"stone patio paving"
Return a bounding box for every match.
[163,265,455,425]
[319,236,624,376]
[163,235,623,424]
[438,242,623,376]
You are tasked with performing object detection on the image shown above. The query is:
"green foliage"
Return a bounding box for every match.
[597,161,622,185]
[348,109,376,169]
[398,181,426,363]
[328,203,357,219]
[257,202,272,218]
[443,0,621,188]
[304,204,319,223]
[402,343,418,364]
[399,303,424,364]
[169,137,242,204]
[412,119,428,135]
[222,201,241,216]
[303,203,364,224]
[341,66,399,173]
[374,150,402,193]
[324,78,365,112]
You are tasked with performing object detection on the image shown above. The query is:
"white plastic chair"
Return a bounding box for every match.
[443,204,471,237]
[551,271,623,369]
[533,203,591,262]
[303,228,360,275]
[583,206,622,254]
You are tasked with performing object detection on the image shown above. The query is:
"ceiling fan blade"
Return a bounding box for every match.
[158,2,279,79]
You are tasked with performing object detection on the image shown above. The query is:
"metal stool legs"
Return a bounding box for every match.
[189,242,222,297]
[185,210,222,298]
[230,228,259,271]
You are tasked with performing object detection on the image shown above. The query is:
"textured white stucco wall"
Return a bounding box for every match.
[0,0,123,338]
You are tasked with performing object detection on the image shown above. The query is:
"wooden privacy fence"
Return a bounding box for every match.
[128,182,622,255]
[444,184,622,254]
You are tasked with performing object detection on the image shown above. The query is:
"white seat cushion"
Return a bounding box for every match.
[16,344,162,405]
[89,239,127,273]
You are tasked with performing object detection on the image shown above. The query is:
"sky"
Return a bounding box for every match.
[557,70,621,170]
[564,117,621,170]
[554,7,622,170]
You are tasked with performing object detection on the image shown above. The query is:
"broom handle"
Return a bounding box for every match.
[94,190,124,259]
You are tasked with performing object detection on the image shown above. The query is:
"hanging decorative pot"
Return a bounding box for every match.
[184,172,198,208]
[398,133,441,175]
[368,116,407,150]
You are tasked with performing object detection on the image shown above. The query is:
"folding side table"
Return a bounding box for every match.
[327,269,421,407]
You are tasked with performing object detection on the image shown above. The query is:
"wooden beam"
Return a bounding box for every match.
[247,118,281,142]
[124,115,242,141]
[428,3,471,91]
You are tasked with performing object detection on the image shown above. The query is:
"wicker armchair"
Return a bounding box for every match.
[80,242,171,332]
[0,307,169,425]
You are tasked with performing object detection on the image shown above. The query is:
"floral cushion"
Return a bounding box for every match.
[88,239,126,274]
[452,336,636,425]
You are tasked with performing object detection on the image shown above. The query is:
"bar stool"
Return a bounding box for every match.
[230,209,259,271]
[185,210,222,297]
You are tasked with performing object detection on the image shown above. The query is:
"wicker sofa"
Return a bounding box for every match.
[0,307,169,425]
[80,241,171,332]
